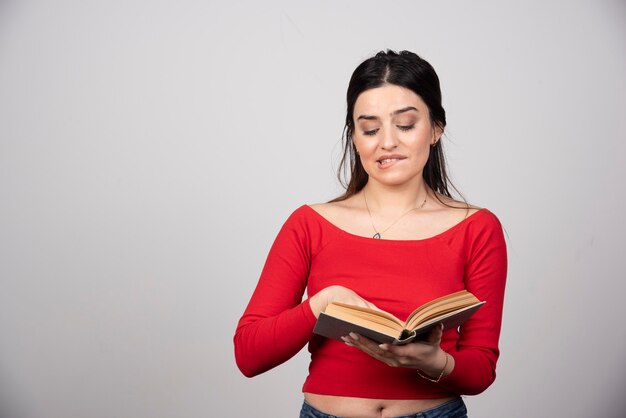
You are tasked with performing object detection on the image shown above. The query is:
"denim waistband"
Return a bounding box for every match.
[299,397,467,418]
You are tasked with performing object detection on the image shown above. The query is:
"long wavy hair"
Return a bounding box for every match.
[332,50,462,204]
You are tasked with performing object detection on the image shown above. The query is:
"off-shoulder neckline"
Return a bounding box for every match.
[302,204,490,244]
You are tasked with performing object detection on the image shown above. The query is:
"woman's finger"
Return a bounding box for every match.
[343,333,391,359]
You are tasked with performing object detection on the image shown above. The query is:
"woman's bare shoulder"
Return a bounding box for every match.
[308,197,363,226]
[434,194,481,211]
[429,194,483,226]
[309,200,350,212]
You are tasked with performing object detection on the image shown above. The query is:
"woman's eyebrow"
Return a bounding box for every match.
[392,106,418,116]
[356,114,379,121]
[356,106,419,121]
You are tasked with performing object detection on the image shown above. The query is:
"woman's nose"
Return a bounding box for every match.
[380,126,399,150]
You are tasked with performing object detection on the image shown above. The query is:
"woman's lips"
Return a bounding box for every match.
[376,156,406,168]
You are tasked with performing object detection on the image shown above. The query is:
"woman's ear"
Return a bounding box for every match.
[432,123,444,145]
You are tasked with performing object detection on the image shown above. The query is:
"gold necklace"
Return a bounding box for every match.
[363,191,427,239]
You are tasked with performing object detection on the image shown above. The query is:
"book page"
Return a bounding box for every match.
[324,303,404,329]
[405,290,480,329]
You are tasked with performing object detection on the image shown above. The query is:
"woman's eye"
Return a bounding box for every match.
[397,125,415,132]
[363,129,379,136]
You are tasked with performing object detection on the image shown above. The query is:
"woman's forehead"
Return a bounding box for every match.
[354,85,427,116]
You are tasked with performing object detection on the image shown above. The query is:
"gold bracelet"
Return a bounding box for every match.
[417,352,449,383]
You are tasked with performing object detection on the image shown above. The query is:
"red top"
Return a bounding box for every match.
[234,205,507,398]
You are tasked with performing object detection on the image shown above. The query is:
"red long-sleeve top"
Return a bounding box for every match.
[234,205,507,398]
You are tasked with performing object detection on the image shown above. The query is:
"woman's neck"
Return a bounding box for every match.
[361,180,430,215]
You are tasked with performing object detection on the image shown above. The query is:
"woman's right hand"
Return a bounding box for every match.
[308,285,380,318]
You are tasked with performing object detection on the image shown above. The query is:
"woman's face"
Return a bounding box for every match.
[352,84,442,188]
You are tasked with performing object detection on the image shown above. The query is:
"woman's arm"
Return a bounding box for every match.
[234,208,381,377]
[233,210,317,377]
[437,210,508,394]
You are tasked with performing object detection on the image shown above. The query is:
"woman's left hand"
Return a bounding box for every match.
[341,324,453,378]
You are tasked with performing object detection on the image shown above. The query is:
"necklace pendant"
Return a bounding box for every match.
[373,232,381,239]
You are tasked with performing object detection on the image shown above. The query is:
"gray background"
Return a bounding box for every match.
[1,0,625,417]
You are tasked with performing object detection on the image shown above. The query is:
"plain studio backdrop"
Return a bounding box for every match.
[1,1,625,417]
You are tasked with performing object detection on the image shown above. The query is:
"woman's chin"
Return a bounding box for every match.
[366,173,423,188]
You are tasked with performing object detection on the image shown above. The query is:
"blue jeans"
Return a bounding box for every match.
[299,397,467,418]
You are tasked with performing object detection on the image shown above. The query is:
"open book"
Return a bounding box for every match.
[313,290,485,345]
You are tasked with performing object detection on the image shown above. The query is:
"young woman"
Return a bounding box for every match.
[234,50,507,418]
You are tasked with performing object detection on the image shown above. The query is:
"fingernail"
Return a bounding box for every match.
[349,332,359,340]
[378,344,389,351]
[341,336,349,342]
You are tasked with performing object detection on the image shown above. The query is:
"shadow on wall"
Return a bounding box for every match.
[0,376,27,418]
[0,0,19,42]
